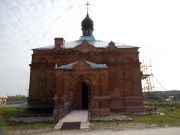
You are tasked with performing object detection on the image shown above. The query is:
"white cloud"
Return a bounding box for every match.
[0,0,180,96]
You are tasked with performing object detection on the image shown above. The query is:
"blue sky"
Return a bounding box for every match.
[0,0,180,96]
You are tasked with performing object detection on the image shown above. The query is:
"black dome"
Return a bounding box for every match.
[81,13,94,36]
[81,14,94,29]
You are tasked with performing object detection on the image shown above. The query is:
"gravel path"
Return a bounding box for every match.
[34,127,180,135]
[10,126,179,135]
[6,124,180,135]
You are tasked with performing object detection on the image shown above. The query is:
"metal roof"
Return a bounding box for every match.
[85,61,107,68]
[0,95,8,98]
[55,61,78,69]
[55,60,108,70]
[33,36,138,50]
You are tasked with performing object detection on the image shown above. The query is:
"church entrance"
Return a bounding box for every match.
[74,81,89,110]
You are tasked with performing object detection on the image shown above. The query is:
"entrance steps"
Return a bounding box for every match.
[54,110,90,130]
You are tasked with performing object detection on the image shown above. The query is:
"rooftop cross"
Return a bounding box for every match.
[85,2,91,14]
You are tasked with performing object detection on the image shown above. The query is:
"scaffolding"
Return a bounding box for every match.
[141,60,178,112]
[141,60,168,97]
[141,60,154,95]
[141,60,156,110]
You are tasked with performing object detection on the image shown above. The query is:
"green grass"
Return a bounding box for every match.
[135,102,180,125]
[129,105,180,126]
[1,103,180,132]
[0,106,20,118]
[92,103,180,126]
[0,106,55,131]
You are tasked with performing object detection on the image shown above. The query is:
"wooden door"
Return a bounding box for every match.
[74,83,82,109]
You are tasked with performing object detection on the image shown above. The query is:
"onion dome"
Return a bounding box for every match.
[81,13,94,36]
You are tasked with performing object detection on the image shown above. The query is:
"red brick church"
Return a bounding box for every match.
[28,11,144,117]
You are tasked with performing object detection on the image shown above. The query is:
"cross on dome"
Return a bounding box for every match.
[81,2,94,37]
[85,2,91,14]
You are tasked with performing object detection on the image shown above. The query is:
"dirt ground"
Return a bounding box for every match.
[5,123,180,135]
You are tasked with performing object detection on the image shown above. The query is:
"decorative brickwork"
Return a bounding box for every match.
[28,13,144,118]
